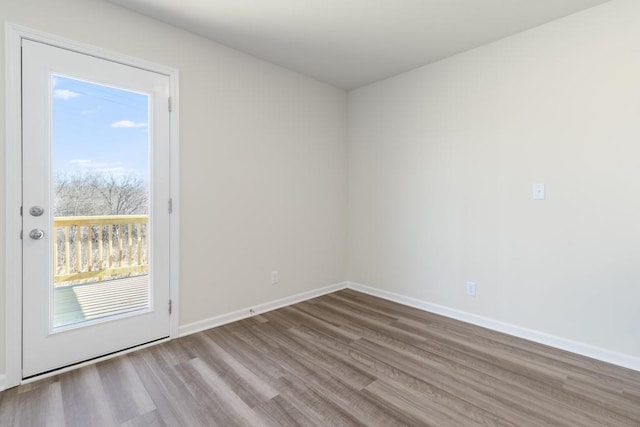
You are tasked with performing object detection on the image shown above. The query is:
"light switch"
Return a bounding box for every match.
[533,183,545,200]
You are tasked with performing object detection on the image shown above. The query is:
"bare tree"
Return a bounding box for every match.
[54,172,148,216]
[91,174,147,215]
[54,173,99,216]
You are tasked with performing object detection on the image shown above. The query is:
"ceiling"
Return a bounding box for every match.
[108,0,610,90]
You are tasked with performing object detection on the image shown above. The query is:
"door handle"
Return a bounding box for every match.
[29,206,45,217]
[29,229,45,240]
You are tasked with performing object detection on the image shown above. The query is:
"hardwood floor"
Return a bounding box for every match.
[2,289,639,426]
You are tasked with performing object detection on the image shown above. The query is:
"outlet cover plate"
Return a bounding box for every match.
[466,281,476,296]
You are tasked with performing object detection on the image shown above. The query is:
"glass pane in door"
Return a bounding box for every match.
[51,75,151,328]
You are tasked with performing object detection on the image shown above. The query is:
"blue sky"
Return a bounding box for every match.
[52,75,149,181]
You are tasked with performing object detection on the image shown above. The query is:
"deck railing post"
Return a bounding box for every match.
[64,226,70,274]
[53,215,149,284]
[87,226,93,272]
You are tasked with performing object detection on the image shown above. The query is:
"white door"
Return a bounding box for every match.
[22,39,172,378]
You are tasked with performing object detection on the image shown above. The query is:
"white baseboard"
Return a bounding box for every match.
[179,282,349,337]
[348,282,640,372]
[0,374,6,392]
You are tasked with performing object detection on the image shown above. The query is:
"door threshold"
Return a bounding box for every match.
[21,336,170,385]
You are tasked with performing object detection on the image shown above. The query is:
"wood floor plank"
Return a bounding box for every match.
[352,338,607,427]
[253,394,321,427]
[2,289,640,426]
[288,323,520,426]
[247,323,412,426]
[95,356,156,424]
[205,325,289,383]
[248,320,376,390]
[15,380,66,427]
[128,347,216,426]
[169,360,241,426]
[119,409,167,427]
[0,386,19,426]
[197,332,280,403]
[59,365,120,427]
[347,319,629,426]
[185,358,268,427]
[411,330,636,426]
[272,374,368,426]
[363,378,491,427]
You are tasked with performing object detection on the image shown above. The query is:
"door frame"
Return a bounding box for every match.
[4,23,180,389]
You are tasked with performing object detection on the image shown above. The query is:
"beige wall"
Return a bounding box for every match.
[0,0,348,378]
[348,0,640,358]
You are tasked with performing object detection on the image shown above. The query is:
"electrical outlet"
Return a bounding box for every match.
[532,183,545,200]
[271,270,279,285]
[466,281,476,297]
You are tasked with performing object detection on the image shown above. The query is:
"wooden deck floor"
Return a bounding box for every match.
[2,289,640,426]
[54,275,150,327]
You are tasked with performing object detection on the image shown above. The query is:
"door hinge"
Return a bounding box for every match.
[168,198,173,214]
[20,230,23,240]
[169,299,172,314]
[20,206,23,216]
[168,97,172,112]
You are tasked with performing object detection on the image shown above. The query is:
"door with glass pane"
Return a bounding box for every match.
[22,40,171,377]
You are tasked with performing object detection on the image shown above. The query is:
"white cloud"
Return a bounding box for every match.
[67,159,132,176]
[54,89,81,100]
[69,159,92,165]
[70,159,124,169]
[94,166,130,176]
[111,120,148,129]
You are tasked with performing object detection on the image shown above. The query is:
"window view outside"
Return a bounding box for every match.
[51,75,151,327]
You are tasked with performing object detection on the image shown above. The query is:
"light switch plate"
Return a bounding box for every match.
[466,281,476,297]
[533,183,545,200]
